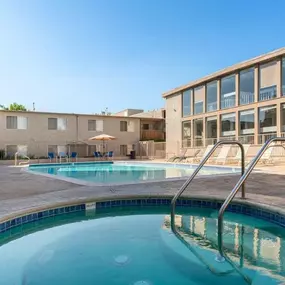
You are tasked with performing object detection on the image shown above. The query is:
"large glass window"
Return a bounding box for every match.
[206,81,217,112]
[221,75,236,109]
[221,113,236,137]
[206,116,217,145]
[259,105,277,133]
[193,86,204,115]
[194,119,203,146]
[240,68,254,105]
[281,104,285,133]
[282,58,285,96]
[182,89,191,117]
[6,116,28,130]
[259,61,277,101]
[240,110,254,135]
[182,121,191,147]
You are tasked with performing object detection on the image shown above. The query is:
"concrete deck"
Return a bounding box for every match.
[0,165,285,220]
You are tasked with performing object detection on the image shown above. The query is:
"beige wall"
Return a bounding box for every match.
[165,93,182,155]
[0,111,141,157]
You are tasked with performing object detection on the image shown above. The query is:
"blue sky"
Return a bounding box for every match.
[1,0,285,114]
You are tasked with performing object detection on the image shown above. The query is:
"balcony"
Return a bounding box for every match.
[220,97,235,109]
[259,85,276,101]
[207,102,217,112]
[141,130,165,141]
[240,92,254,105]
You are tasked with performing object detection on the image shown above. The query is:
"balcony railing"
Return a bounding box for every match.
[259,85,276,101]
[141,130,165,141]
[207,102,217,112]
[220,97,235,109]
[240,92,254,105]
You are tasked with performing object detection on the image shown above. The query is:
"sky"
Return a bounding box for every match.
[1,0,285,114]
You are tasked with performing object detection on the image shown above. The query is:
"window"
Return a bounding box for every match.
[88,120,104,131]
[6,145,27,158]
[240,68,254,105]
[221,75,236,109]
[259,61,277,101]
[240,110,254,135]
[221,113,236,137]
[182,121,191,147]
[206,116,217,145]
[206,81,217,112]
[182,89,191,117]
[6,116,28,130]
[281,104,285,131]
[48,145,67,155]
[120,145,127,156]
[281,58,285,96]
[120,121,128,132]
[193,86,204,115]
[259,105,276,133]
[48,118,67,130]
[194,119,203,147]
[142,124,150,130]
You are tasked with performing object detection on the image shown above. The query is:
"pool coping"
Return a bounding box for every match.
[2,193,285,234]
[25,161,244,186]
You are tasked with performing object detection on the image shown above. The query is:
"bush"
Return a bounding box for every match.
[0,149,5,160]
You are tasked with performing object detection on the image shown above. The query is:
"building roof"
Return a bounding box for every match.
[162,47,285,98]
[0,109,163,121]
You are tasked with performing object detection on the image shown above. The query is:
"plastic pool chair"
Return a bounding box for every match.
[70,152,78,162]
[105,151,114,160]
[227,144,250,165]
[210,145,231,165]
[58,152,68,163]
[48,152,56,163]
[94,151,103,160]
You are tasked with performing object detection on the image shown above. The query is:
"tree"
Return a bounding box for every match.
[0,103,27,111]
[9,103,27,111]
[0,104,8,110]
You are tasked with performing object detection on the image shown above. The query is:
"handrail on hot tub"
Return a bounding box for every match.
[171,140,245,220]
[217,137,285,257]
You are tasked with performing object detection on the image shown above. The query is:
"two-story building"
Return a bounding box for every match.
[0,110,142,158]
[163,47,285,155]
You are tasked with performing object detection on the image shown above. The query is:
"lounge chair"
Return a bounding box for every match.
[94,151,103,160]
[190,145,214,164]
[209,145,231,165]
[180,149,201,163]
[258,147,274,165]
[58,152,68,163]
[167,148,187,162]
[227,144,250,165]
[105,151,114,160]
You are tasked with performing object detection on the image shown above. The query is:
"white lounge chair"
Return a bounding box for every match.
[191,145,214,164]
[227,144,250,165]
[210,145,231,165]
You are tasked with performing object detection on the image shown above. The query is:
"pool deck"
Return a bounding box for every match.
[0,164,285,220]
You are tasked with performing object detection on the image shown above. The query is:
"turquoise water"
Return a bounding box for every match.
[0,207,285,284]
[29,162,237,184]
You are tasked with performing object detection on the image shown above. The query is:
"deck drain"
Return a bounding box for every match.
[114,255,130,265]
[133,281,151,285]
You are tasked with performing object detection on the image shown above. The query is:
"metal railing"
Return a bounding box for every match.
[217,137,285,258]
[15,152,30,166]
[171,140,245,219]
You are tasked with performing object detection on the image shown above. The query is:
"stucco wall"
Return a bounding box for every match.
[165,93,182,156]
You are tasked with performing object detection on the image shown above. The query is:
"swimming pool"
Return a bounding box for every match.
[0,203,284,285]
[28,162,238,185]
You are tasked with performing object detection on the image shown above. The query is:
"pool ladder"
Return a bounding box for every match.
[171,137,285,284]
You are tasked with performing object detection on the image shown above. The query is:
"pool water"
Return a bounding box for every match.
[29,162,237,184]
[0,207,284,285]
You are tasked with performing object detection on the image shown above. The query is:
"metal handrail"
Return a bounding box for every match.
[218,137,285,257]
[15,152,30,166]
[171,140,245,220]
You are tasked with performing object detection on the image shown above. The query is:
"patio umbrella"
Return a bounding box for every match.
[88,134,116,152]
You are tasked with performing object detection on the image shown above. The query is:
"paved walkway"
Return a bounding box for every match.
[0,165,285,220]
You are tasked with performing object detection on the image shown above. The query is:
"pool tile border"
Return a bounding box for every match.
[1,197,285,234]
